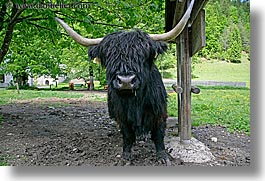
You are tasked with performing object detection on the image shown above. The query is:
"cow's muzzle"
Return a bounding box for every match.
[114,74,137,90]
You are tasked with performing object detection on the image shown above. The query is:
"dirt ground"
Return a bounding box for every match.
[0,91,251,166]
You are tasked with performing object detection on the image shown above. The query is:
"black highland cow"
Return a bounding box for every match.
[89,30,169,163]
[55,0,194,166]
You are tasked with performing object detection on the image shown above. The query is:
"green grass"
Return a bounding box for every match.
[192,53,250,87]
[163,53,250,87]
[168,87,250,134]
[86,93,107,102]
[166,53,250,134]
[0,54,250,135]
[0,156,8,166]
[0,89,85,105]
[0,86,251,135]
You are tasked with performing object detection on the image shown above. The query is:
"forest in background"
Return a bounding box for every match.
[0,0,250,86]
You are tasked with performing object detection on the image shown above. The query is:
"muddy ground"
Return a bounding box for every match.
[0,92,251,166]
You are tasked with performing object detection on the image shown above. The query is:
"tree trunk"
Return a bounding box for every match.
[0,5,24,64]
[0,1,8,32]
[0,22,15,64]
[89,66,94,91]
[89,76,94,91]
[15,72,28,86]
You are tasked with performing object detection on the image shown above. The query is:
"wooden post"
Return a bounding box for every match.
[176,36,182,139]
[16,83,20,94]
[191,86,200,94]
[89,66,94,91]
[172,84,183,94]
[89,76,94,91]
[167,0,208,145]
[176,8,192,144]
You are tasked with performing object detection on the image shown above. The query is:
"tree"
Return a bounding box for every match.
[0,33,66,85]
[1,0,166,86]
[0,0,250,87]
[198,0,249,62]
[0,0,24,64]
[199,0,227,59]
[225,24,242,63]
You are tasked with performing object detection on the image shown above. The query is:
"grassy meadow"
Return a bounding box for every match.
[163,54,250,134]
[0,89,85,106]
[0,56,251,135]
[167,87,250,135]
[192,53,250,87]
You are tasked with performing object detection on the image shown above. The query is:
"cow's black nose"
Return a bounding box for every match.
[116,75,136,90]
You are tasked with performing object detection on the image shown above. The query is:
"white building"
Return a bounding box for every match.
[0,73,13,87]
[36,75,67,86]
[0,73,67,88]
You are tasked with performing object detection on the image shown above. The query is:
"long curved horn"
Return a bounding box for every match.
[55,17,103,46]
[149,0,195,41]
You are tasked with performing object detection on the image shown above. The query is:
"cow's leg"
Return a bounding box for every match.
[120,126,135,161]
[151,121,171,166]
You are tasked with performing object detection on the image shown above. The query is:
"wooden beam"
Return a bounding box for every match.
[176,24,192,145]
[165,0,177,32]
[169,0,209,145]
[172,83,183,94]
[190,9,206,56]
[191,86,200,94]
[190,0,209,25]
[166,0,208,34]
[164,0,186,43]
[172,0,187,27]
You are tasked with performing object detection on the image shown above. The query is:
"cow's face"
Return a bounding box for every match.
[89,30,167,94]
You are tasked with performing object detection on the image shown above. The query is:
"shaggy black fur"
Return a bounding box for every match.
[89,30,170,164]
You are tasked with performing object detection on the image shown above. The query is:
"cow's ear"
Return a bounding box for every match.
[88,46,102,65]
[155,41,168,55]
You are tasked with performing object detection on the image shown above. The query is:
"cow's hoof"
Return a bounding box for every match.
[122,160,133,166]
[122,151,133,160]
[122,152,133,166]
[158,157,171,166]
[157,151,172,166]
